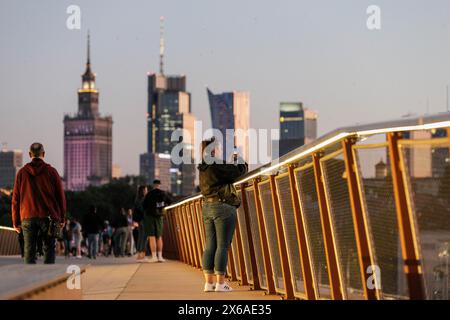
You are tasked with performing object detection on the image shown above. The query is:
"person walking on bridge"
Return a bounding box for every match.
[198,138,248,292]
[12,143,66,264]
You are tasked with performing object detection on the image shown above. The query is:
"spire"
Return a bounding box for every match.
[81,31,96,90]
[159,16,165,75]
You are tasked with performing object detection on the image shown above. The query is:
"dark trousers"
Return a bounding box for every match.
[18,231,24,258]
[22,218,56,264]
[136,222,147,252]
[202,202,237,275]
[113,227,127,256]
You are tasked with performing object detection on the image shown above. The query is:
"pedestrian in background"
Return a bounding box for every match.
[83,206,103,259]
[143,180,172,263]
[62,219,73,258]
[113,208,128,257]
[72,218,82,259]
[134,185,148,262]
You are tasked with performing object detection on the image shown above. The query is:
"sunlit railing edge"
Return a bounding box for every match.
[165,112,450,210]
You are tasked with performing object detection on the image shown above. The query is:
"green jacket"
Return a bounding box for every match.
[198,157,248,206]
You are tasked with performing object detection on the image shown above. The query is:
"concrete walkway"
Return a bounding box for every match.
[0,256,279,300]
[83,258,279,300]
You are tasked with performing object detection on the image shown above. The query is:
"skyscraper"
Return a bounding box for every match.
[63,34,113,191]
[278,102,317,157]
[140,17,196,195]
[0,149,23,189]
[207,88,250,162]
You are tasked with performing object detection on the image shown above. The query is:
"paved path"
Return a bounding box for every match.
[0,256,279,300]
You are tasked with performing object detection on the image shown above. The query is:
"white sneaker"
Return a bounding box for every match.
[148,256,159,263]
[215,282,233,292]
[137,258,149,263]
[76,255,82,259]
[204,282,216,292]
[157,256,166,263]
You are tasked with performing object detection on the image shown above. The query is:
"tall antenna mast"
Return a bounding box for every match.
[159,16,165,75]
[87,30,91,65]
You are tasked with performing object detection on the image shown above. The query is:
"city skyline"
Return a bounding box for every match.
[2,1,450,175]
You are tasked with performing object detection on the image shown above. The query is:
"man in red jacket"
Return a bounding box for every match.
[12,143,66,264]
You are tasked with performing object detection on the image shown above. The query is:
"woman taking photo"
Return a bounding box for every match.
[198,138,248,292]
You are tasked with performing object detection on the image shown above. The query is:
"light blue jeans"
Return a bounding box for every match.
[202,202,237,275]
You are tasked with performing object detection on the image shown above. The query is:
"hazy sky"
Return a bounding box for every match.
[1,0,450,175]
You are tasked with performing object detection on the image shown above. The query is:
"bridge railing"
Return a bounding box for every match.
[163,113,450,300]
[0,226,21,256]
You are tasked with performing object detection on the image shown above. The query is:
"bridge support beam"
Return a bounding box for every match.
[240,183,261,290]
[313,152,343,300]
[288,164,317,300]
[253,178,276,295]
[387,132,425,300]
[342,137,380,300]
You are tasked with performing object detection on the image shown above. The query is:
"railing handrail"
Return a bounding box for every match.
[165,112,450,210]
[0,226,16,232]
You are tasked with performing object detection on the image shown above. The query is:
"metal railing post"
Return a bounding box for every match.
[186,204,199,267]
[240,183,261,290]
[166,211,179,260]
[228,250,238,281]
[269,175,295,299]
[188,203,202,268]
[342,137,380,300]
[253,178,276,295]
[175,207,187,263]
[313,152,343,300]
[195,200,206,253]
[181,205,194,266]
[234,211,249,286]
[191,202,204,268]
[288,164,317,300]
[387,132,425,300]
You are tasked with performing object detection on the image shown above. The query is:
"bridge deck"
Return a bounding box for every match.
[0,256,279,300]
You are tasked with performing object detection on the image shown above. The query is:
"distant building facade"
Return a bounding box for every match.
[140,153,171,191]
[277,102,317,157]
[401,128,449,178]
[112,164,122,179]
[63,34,113,191]
[0,149,23,188]
[375,159,388,178]
[207,88,250,162]
[139,73,197,195]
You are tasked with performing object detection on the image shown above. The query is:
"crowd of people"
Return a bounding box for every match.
[49,180,173,261]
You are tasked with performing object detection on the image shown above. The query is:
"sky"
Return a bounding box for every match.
[1,0,450,175]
